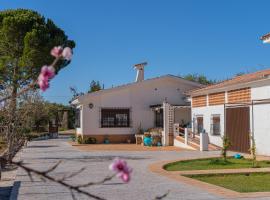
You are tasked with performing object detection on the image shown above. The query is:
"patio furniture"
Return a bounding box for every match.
[135,134,144,145]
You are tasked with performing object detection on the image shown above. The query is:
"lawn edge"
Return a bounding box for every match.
[148,158,270,198]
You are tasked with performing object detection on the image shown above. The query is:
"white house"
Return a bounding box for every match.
[188,68,270,156]
[71,63,202,144]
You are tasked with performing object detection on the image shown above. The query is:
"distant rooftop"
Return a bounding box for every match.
[260,32,270,43]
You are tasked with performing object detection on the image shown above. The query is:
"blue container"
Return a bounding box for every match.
[234,154,242,159]
[143,137,152,146]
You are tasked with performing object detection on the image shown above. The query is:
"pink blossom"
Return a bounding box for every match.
[62,47,72,60]
[109,158,132,183]
[50,46,63,58]
[41,65,55,79]
[37,65,55,92]
[37,73,49,91]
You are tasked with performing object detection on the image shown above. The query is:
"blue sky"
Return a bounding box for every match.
[1,0,270,104]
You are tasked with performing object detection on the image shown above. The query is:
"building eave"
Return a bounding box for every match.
[188,77,270,97]
[78,74,203,102]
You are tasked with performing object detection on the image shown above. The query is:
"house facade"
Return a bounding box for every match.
[71,65,202,144]
[188,69,270,156]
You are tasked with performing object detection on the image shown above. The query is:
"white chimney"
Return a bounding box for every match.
[134,62,147,82]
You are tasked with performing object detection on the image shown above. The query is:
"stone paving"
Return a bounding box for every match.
[9,136,270,200]
[0,165,17,200]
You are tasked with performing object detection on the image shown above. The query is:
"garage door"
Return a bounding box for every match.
[226,107,250,153]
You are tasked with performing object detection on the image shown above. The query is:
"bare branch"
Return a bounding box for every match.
[74,174,115,188]
[58,167,86,181]
[154,190,170,200]
[0,82,36,103]
[11,160,107,200]
[42,160,62,174]
[70,189,77,200]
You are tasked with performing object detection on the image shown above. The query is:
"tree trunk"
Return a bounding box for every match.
[6,86,17,162]
[6,64,18,162]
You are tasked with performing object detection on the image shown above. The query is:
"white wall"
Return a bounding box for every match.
[192,105,224,147]
[76,105,83,135]
[174,108,191,125]
[78,77,199,136]
[251,84,270,155]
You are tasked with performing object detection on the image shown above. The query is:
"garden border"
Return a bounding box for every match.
[148,158,270,198]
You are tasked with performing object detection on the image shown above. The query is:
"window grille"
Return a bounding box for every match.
[101,108,130,128]
[210,115,221,135]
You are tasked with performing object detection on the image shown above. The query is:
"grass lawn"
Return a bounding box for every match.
[164,157,270,171]
[186,173,270,193]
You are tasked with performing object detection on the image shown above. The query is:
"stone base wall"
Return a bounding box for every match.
[79,134,136,144]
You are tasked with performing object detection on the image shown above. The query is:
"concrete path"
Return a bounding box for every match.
[10,136,270,200]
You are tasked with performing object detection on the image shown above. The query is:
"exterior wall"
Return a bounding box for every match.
[251,83,270,155]
[192,95,207,107]
[208,92,225,106]
[227,87,251,103]
[78,78,199,143]
[191,105,224,147]
[76,105,83,135]
[190,79,270,155]
[174,108,191,125]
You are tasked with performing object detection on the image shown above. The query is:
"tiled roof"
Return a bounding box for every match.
[72,74,203,104]
[261,32,270,41]
[188,68,270,95]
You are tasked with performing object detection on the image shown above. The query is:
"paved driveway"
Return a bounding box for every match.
[10,137,270,200]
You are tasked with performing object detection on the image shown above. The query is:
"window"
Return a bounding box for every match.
[101,108,130,128]
[210,115,221,135]
[75,109,81,128]
[155,109,163,128]
[196,116,204,134]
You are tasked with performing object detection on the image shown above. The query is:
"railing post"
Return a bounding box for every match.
[184,128,188,145]
[200,131,208,151]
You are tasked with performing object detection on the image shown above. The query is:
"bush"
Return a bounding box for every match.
[84,137,97,144]
[76,135,83,144]
[221,135,232,162]
[25,133,41,141]
[70,135,76,142]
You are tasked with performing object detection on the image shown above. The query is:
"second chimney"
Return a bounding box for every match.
[134,62,147,82]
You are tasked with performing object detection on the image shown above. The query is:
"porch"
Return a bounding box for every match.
[149,102,192,146]
[154,102,220,151]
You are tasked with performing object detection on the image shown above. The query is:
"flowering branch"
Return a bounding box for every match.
[0,45,72,103]
[0,45,170,200]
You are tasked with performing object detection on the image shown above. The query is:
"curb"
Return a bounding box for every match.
[148,158,270,198]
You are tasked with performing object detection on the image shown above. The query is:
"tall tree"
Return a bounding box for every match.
[182,73,216,85]
[88,80,102,93]
[69,86,84,100]
[0,9,75,160]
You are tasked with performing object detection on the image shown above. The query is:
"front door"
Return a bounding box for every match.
[155,109,163,128]
[226,107,250,153]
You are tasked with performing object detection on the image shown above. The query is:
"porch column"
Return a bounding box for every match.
[162,102,174,146]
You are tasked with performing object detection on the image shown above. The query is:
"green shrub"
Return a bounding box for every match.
[76,135,83,144]
[25,133,39,141]
[221,135,232,162]
[70,135,76,142]
[250,136,258,168]
[84,137,97,144]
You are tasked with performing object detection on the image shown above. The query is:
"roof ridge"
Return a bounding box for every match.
[77,74,201,100]
[188,68,270,95]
